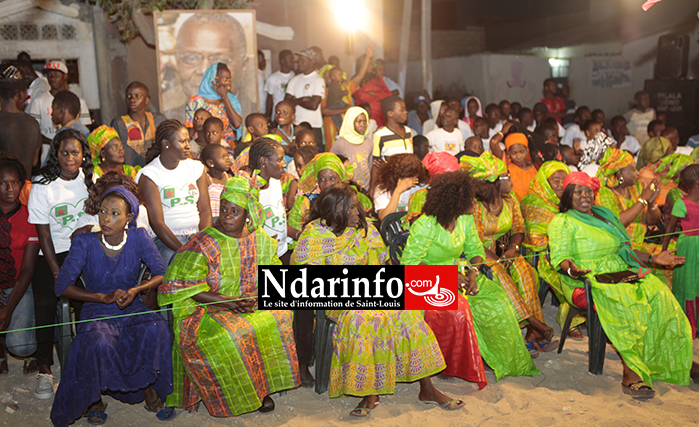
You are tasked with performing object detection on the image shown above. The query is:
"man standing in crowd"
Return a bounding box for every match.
[285,48,325,151]
[265,50,295,121]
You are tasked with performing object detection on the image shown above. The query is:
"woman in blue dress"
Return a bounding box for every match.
[50,186,174,426]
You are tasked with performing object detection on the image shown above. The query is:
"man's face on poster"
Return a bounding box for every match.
[176,21,246,99]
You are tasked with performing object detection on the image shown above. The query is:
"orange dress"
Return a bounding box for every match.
[508,163,537,201]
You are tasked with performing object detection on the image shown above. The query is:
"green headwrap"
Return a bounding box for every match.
[297,153,352,194]
[529,161,570,207]
[648,153,695,184]
[459,151,507,182]
[637,136,671,170]
[220,175,265,231]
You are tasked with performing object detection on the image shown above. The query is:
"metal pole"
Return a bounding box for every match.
[398,0,413,98]
[421,0,432,97]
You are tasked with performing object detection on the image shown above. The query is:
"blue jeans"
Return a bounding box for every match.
[1,285,37,357]
[153,234,194,266]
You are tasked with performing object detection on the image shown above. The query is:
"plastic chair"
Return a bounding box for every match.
[379,212,406,246]
[57,263,148,375]
[313,310,336,395]
[556,273,607,375]
[389,230,410,265]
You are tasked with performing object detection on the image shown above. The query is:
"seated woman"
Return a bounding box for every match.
[51,186,173,426]
[373,153,429,221]
[594,148,670,283]
[291,184,463,417]
[88,125,140,180]
[461,152,556,352]
[289,152,372,233]
[160,176,299,416]
[520,161,585,338]
[639,153,693,207]
[401,171,540,385]
[549,171,693,399]
[137,119,212,264]
[184,63,243,143]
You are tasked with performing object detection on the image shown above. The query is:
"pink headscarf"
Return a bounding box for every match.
[562,171,601,196]
[422,152,460,181]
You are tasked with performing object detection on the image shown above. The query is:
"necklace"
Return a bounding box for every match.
[101,231,127,251]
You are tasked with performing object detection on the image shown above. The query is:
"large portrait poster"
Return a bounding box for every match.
[154,10,258,124]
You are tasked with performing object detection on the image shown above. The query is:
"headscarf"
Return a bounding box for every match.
[504,132,528,150]
[529,161,570,207]
[563,171,601,196]
[461,96,482,120]
[297,153,351,194]
[422,152,460,180]
[102,185,140,228]
[637,136,671,170]
[596,148,634,188]
[460,151,507,182]
[338,107,368,145]
[88,125,119,166]
[429,100,444,123]
[647,153,694,184]
[220,175,265,231]
[578,132,615,169]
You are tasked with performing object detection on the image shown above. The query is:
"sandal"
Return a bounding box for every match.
[621,381,655,400]
[568,326,585,340]
[86,403,108,425]
[144,406,177,421]
[349,402,379,417]
[533,339,560,353]
[258,395,275,413]
[526,342,540,359]
[423,399,466,411]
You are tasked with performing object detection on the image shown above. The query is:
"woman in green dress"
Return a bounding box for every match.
[520,161,585,338]
[549,171,692,400]
[461,152,556,352]
[159,176,300,416]
[291,183,464,417]
[401,171,540,383]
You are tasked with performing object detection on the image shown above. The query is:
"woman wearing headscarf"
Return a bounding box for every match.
[292,184,463,417]
[521,161,585,337]
[160,176,299,416]
[461,96,483,128]
[461,152,556,353]
[637,136,673,171]
[401,171,540,383]
[184,63,243,142]
[88,125,140,179]
[594,148,671,284]
[288,153,371,234]
[639,153,694,208]
[664,154,697,220]
[330,106,373,191]
[406,152,461,215]
[51,186,173,426]
[548,171,694,400]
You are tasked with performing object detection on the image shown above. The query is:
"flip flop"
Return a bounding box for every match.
[621,381,655,400]
[349,402,379,417]
[568,326,585,341]
[258,396,275,413]
[423,399,466,411]
[86,403,108,425]
[144,406,177,421]
[526,342,540,359]
[533,339,560,353]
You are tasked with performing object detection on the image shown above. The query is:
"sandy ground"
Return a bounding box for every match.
[1,303,699,427]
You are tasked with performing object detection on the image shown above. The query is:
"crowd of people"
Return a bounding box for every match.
[1,44,699,426]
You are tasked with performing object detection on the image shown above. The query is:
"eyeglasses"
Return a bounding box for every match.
[573,188,593,197]
[177,52,240,68]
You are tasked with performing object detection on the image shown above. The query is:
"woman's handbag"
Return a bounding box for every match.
[594,271,640,284]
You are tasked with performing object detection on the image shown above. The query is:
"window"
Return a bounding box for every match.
[549,58,569,78]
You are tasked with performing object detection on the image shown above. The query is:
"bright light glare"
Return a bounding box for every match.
[333,0,365,32]
[548,58,568,68]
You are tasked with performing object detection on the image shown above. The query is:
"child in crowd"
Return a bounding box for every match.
[532,103,547,130]
[540,78,565,123]
[484,104,503,138]
[459,136,484,157]
[462,96,482,128]
[325,67,349,130]
[518,108,535,132]
[447,97,473,139]
[270,101,296,163]
[503,133,537,201]
[412,135,429,161]
[472,117,491,142]
[331,106,373,191]
[200,143,232,222]
[663,164,699,337]
[358,103,378,140]
[560,106,591,147]
[247,113,270,142]
[499,100,512,121]
[203,117,225,147]
[51,91,90,139]
[592,109,609,135]
[624,91,656,144]
[373,96,413,162]
[610,115,641,156]
[426,108,463,156]
[559,145,581,171]
[293,145,319,178]
[510,102,522,120]
[190,108,212,159]
[648,119,666,140]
